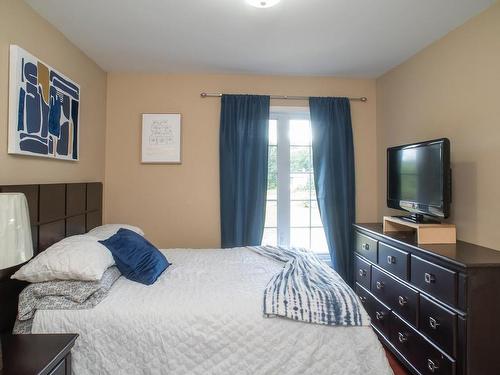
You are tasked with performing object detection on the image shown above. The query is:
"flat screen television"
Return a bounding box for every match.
[387,138,451,222]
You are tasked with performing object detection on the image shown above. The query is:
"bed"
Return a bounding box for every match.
[33,247,392,374]
[0,183,393,374]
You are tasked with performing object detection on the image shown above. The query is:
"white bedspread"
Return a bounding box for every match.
[33,248,393,375]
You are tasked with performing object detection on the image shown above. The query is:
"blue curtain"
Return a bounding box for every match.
[309,97,355,284]
[220,94,270,248]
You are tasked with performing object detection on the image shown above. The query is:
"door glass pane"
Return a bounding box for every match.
[262,228,277,247]
[290,200,310,227]
[290,174,313,200]
[311,200,322,227]
[311,227,328,253]
[269,120,277,146]
[290,227,310,250]
[290,146,312,173]
[289,120,311,146]
[309,175,316,200]
[266,113,327,255]
[265,201,277,227]
[267,145,277,199]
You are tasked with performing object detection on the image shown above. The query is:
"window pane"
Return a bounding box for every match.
[310,175,316,199]
[311,200,322,227]
[311,228,328,253]
[269,120,277,146]
[265,201,277,227]
[290,200,310,227]
[267,146,277,199]
[290,146,312,173]
[290,174,314,200]
[290,227,310,250]
[289,120,311,146]
[262,228,277,247]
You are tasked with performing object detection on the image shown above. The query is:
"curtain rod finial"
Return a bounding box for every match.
[200,92,207,98]
[360,97,367,102]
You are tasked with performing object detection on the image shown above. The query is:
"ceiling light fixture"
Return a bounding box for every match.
[246,0,281,8]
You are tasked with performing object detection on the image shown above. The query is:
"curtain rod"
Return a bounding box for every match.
[200,92,368,102]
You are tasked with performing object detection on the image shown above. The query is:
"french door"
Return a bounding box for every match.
[262,108,328,254]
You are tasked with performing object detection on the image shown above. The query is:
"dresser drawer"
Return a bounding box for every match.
[355,283,391,337]
[356,282,371,308]
[355,232,378,263]
[378,242,409,280]
[411,255,457,306]
[355,255,371,290]
[419,295,457,357]
[371,267,418,326]
[391,313,455,375]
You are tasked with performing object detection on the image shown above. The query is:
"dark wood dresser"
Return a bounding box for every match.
[354,223,500,375]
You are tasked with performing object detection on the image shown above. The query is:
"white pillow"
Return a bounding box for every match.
[11,235,115,283]
[86,224,144,240]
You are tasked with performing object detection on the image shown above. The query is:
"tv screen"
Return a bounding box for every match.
[387,138,451,219]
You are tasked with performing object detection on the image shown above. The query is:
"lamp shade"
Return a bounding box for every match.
[0,193,33,269]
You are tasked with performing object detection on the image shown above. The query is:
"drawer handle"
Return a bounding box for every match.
[375,311,385,321]
[429,317,440,330]
[427,359,440,373]
[359,269,367,277]
[359,296,367,304]
[424,272,436,284]
[398,332,408,344]
[362,243,370,251]
[376,281,384,290]
[387,255,396,264]
[398,296,408,307]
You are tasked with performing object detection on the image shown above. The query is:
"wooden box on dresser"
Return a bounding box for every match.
[354,223,500,375]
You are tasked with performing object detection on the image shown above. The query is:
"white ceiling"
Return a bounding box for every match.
[25,0,495,77]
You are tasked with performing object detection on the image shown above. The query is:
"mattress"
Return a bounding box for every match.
[32,248,393,375]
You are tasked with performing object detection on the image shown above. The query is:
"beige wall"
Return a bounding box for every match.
[0,0,107,185]
[105,74,377,248]
[376,3,500,249]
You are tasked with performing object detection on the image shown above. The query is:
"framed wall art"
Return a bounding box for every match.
[141,113,182,164]
[8,45,80,161]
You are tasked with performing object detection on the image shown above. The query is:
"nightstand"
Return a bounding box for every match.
[1,334,78,375]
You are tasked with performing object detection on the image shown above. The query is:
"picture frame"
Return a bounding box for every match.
[141,113,182,164]
[8,45,80,161]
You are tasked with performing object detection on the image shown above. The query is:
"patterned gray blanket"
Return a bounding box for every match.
[249,246,369,327]
[14,266,121,334]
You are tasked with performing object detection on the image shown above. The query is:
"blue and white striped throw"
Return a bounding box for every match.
[249,246,369,327]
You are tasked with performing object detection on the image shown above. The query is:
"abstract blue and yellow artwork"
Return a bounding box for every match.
[8,45,80,161]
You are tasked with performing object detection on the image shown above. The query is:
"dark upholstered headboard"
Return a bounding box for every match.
[0,182,102,334]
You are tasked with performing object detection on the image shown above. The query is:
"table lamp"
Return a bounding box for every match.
[0,193,34,370]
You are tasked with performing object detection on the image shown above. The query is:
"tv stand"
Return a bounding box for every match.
[397,213,440,224]
[383,216,456,244]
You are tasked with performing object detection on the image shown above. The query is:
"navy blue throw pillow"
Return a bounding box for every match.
[99,228,170,285]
